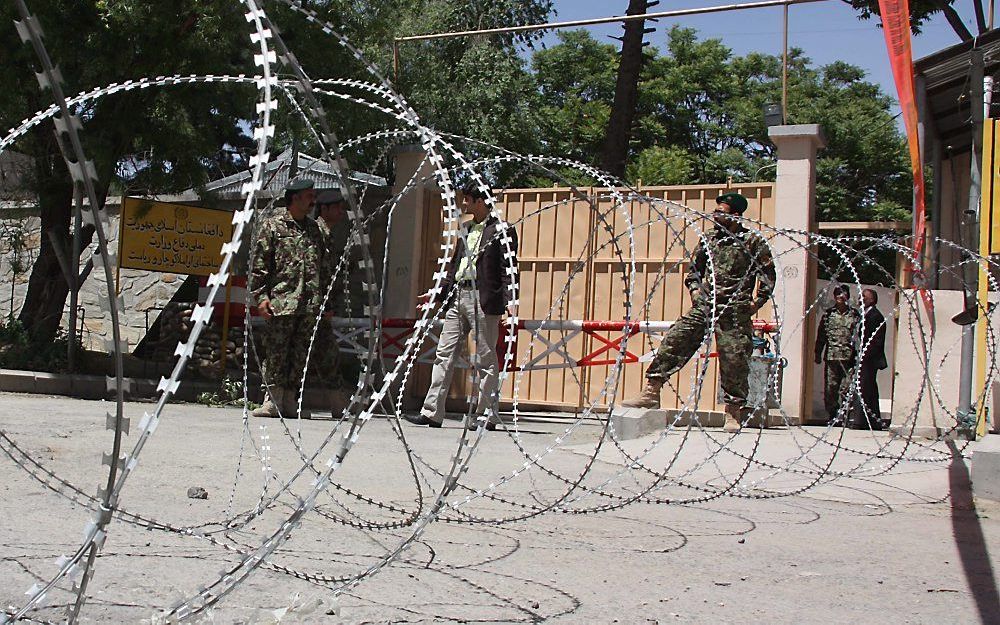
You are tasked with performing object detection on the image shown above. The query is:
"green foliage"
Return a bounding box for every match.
[0,1,256,195]
[0,220,31,277]
[0,318,80,373]
[383,0,553,175]
[531,30,616,167]
[625,146,694,186]
[196,376,257,409]
[528,27,911,223]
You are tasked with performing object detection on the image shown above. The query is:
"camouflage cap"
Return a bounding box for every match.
[316,189,344,205]
[285,177,315,192]
[715,192,748,214]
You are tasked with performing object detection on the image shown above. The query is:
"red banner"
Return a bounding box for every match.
[879,0,933,321]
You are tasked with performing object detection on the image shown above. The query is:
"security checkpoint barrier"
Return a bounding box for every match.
[326,317,782,410]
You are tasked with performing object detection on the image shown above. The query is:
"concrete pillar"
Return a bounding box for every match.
[768,124,826,424]
[384,145,433,319]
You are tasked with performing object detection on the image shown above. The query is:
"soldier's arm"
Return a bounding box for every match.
[684,241,707,298]
[249,221,273,306]
[814,312,827,362]
[752,233,776,311]
[318,228,338,312]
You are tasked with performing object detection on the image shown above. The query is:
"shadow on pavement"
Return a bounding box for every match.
[947,440,1000,625]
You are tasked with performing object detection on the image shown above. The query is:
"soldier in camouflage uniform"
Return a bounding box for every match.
[814,284,860,425]
[623,193,775,433]
[314,188,350,415]
[249,178,328,418]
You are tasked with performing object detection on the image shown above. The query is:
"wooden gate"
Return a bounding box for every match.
[414,184,776,413]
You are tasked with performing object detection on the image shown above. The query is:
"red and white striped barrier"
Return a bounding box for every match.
[328,317,777,372]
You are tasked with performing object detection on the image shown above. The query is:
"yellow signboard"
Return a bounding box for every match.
[118,197,233,276]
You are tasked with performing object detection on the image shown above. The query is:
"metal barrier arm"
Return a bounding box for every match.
[322,317,777,372]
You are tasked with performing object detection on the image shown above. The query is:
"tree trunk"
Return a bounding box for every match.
[17,149,95,345]
[600,0,652,179]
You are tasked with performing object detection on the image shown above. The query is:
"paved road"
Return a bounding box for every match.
[1,393,997,624]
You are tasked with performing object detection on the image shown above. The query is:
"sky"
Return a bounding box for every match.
[540,0,986,115]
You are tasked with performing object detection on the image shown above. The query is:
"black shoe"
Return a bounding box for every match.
[485,421,497,431]
[404,414,442,428]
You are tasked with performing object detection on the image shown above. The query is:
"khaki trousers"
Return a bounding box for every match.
[420,289,501,424]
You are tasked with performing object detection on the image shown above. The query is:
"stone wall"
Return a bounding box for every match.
[147,302,250,379]
[0,213,187,352]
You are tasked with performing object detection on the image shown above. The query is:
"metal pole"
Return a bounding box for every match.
[782,2,789,123]
[958,49,985,432]
[394,0,828,43]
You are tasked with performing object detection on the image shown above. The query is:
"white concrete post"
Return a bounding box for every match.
[384,145,433,319]
[768,124,826,423]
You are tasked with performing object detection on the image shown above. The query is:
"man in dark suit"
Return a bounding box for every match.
[404,183,519,430]
[854,288,888,430]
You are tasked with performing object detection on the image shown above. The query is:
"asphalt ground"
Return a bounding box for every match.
[1,393,998,624]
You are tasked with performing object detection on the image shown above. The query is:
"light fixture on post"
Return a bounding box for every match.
[763,103,784,128]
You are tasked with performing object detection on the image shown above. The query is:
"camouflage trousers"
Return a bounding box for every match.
[645,302,753,406]
[313,320,344,389]
[261,314,340,390]
[823,359,854,421]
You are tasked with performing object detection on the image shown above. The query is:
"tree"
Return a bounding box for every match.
[1,0,555,346]
[845,0,976,40]
[377,0,553,164]
[625,146,694,185]
[531,30,616,183]
[527,28,910,221]
[600,0,657,178]
[1,1,257,345]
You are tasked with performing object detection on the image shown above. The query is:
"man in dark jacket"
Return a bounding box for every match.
[405,184,519,429]
[854,288,888,429]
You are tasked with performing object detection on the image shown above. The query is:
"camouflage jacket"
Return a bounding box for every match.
[250,211,327,316]
[815,305,861,361]
[317,218,349,312]
[685,225,776,310]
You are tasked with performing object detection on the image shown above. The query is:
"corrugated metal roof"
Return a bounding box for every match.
[198,148,387,198]
[916,29,1000,152]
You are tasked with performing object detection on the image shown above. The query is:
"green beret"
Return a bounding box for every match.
[316,189,344,205]
[716,192,748,214]
[285,177,314,192]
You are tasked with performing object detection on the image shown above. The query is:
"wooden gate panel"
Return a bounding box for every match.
[413,183,776,412]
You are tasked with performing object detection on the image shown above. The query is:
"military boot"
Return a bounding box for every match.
[251,387,285,418]
[743,405,770,429]
[622,378,663,409]
[281,388,311,420]
[723,403,742,433]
